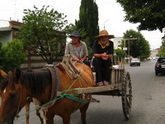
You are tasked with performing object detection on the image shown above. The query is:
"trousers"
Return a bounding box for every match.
[93,58,112,82]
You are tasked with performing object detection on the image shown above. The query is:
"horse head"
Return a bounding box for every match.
[0,68,27,124]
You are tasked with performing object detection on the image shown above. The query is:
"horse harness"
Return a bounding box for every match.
[15,60,93,120]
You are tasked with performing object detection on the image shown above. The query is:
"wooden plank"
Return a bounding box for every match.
[73,84,121,94]
[56,83,122,96]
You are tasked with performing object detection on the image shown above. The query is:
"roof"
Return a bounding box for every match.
[0,27,12,31]
[0,20,22,32]
[0,27,19,32]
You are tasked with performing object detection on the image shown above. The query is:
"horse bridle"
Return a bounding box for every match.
[15,84,23,119]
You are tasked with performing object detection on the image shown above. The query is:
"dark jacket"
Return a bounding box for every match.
[93,39,114,55]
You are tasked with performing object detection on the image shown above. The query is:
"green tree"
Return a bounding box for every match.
[19,6,69,64]
[0,39,26,72]
[123,30,150,59]
[158,40,165,57]
[76,0,99,49]
[117,0,165,31]
[114,48,125,58]
[0,42,3,70]
[141,39,151,59]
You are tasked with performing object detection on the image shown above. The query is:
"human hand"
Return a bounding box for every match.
[72,57,80,61]
[79,59,84,62]
[101,53,109,60]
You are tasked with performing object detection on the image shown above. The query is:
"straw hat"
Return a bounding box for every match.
[96,30,115,39]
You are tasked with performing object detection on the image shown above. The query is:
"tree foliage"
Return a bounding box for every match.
[76,0,99,48]
[115,48,125,58]
[19,6,69,64]
[123,30,150,59]
[0,39,26,72]
[117,0,165,31]
[158,40,165,57]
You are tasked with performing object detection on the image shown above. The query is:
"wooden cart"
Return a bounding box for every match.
[72,63,132,120]
[60,56,132,120]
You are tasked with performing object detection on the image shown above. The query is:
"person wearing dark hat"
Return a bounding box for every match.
[65,30,88,63]
[92,30,114,86]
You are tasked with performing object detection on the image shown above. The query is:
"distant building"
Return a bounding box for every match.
[0,20,23,45]
[113,37,123,49]
[150,48,160,58]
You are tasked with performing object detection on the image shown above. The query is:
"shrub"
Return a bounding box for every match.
[0,39,27,72]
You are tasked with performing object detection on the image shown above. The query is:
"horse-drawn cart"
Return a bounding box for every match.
[0,56,132,124]
[67,63,132,120]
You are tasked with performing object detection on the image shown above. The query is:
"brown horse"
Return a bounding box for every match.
[0,69,43,124]
[0,62,94,124]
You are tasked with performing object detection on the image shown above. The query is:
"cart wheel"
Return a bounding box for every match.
[121,72,132,120]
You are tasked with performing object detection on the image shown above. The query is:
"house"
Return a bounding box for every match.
[150,48,160,59]
[0,20,67,70]
[113,37,123,49]
[0,20,23,45]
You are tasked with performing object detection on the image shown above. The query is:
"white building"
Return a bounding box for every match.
[0,20,22,45]
[113,37,123,49]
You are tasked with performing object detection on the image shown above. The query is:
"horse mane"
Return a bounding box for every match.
[20,70,52,95]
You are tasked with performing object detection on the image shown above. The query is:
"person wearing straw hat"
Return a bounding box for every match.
[65,30,89,64]
[92,30,114,86]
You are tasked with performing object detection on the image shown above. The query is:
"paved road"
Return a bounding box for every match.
[15,60,165,124]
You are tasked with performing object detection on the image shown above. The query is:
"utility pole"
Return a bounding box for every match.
[123,37,137,63]
[114,36,137,63]
[125,37,138,57]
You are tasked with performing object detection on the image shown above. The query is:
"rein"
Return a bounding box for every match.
[15,85,23,119]
[16,91,90,119]
[16,69,91,119]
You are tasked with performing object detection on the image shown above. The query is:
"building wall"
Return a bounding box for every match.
[0,20,20,44]
[150,49,159,58]
[20,53,63,70]
[113,37,123,49]
[0,31,12,45]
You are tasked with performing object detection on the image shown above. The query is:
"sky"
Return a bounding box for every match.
[0,0,164,50]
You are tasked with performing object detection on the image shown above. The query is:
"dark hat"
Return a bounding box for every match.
[96,30,115,39]
[69,30,81,38]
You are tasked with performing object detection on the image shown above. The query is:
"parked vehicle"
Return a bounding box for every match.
[155,57,165,75]
[130,58,140,66]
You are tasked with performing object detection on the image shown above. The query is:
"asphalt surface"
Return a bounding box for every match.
[13,60,165,124]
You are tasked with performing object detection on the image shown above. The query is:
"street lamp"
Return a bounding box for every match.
[103,18,110,30]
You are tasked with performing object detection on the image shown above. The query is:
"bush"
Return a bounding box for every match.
[0,39,27,72]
